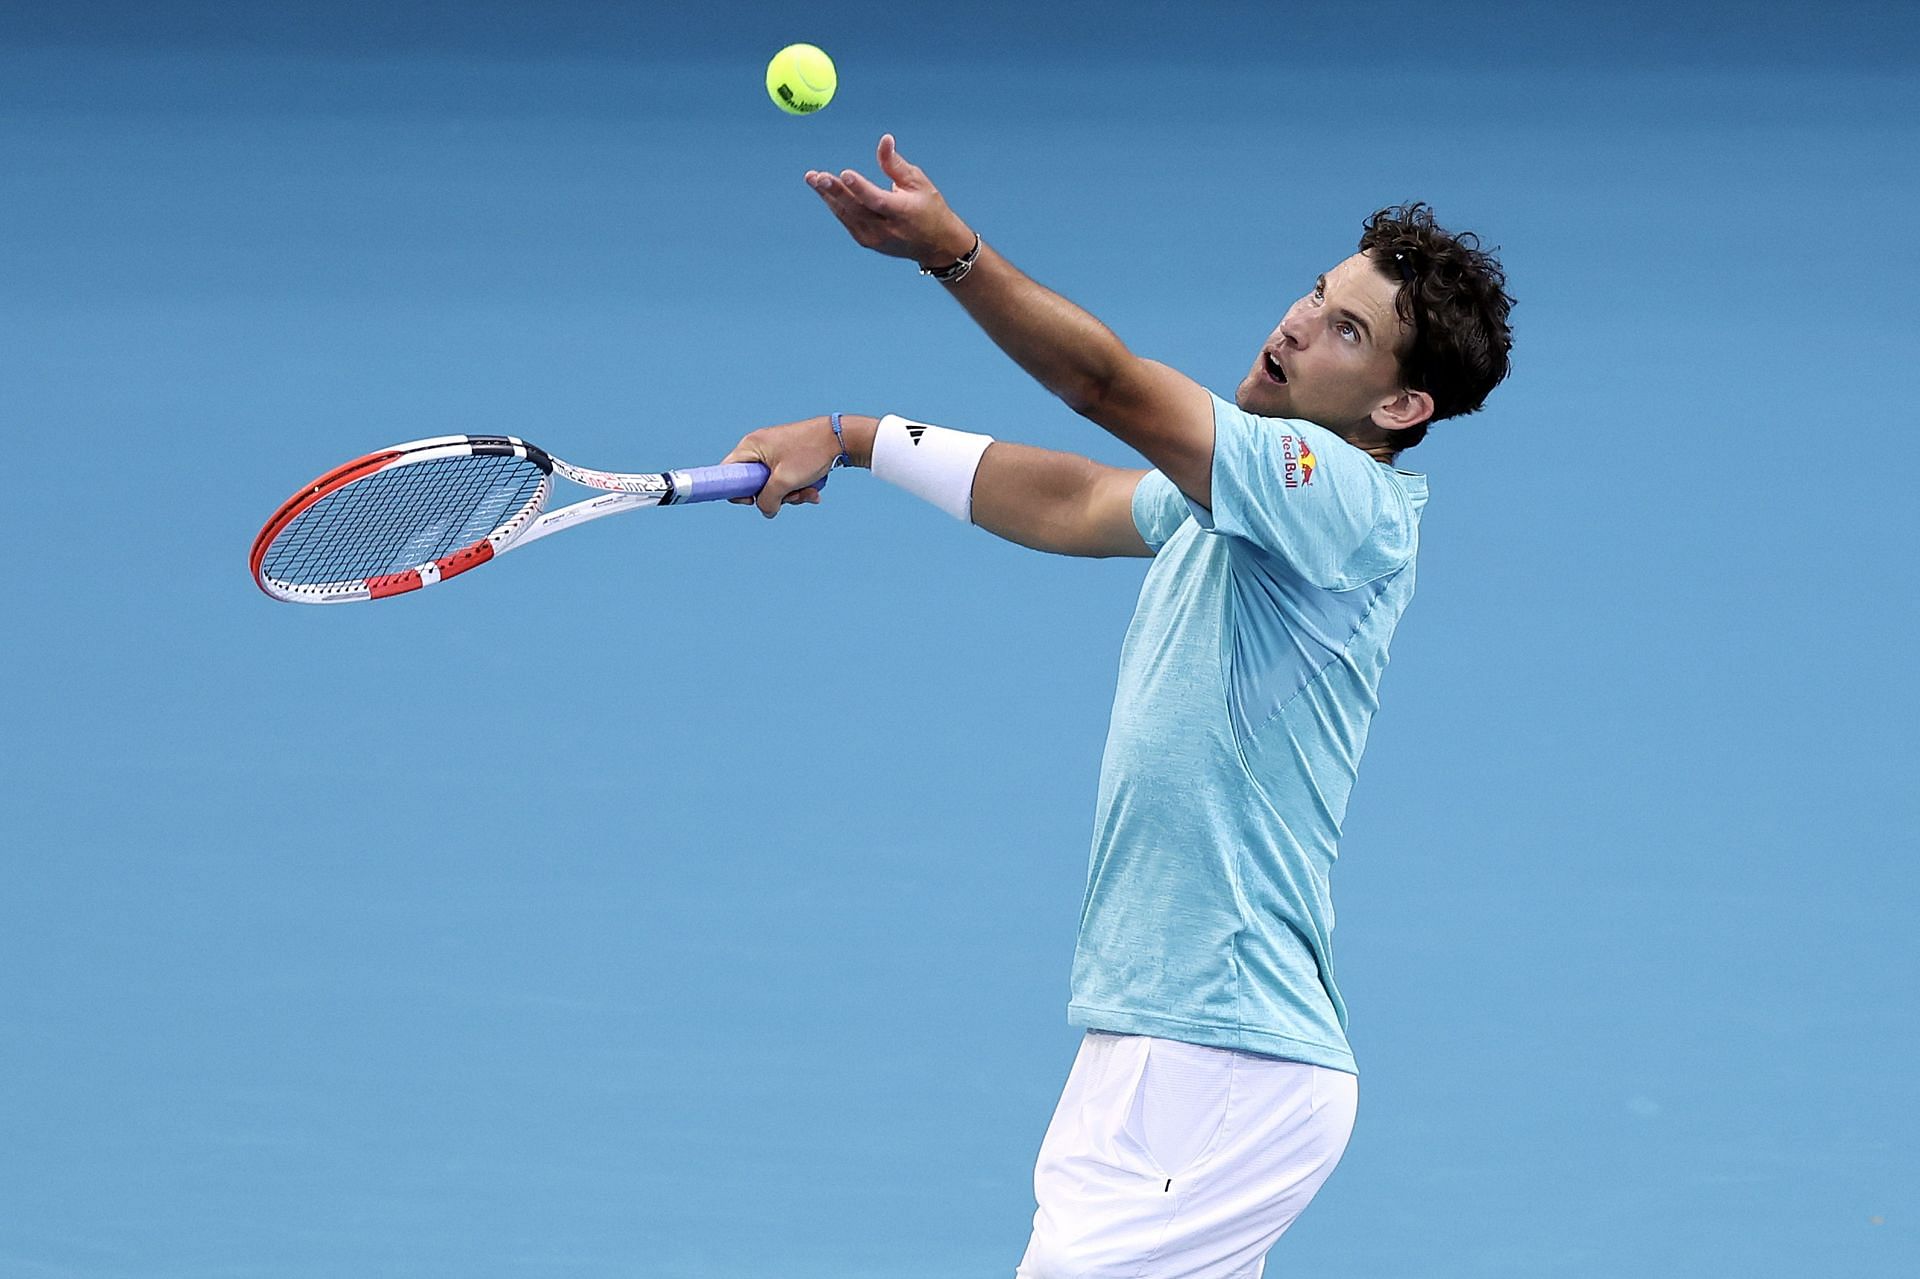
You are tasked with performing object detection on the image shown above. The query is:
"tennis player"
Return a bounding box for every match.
[723,135,1514,1277]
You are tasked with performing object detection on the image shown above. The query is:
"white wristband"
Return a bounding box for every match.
[870,414,994,523]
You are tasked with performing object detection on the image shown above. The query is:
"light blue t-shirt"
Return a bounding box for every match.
[1067,394,1429,1074]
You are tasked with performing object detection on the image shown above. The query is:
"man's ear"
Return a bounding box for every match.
[1372,387,1435,433]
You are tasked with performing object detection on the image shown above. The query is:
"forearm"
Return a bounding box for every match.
[929,238,1214,496]
[928,237,1134,417]
[968,443,1147,558]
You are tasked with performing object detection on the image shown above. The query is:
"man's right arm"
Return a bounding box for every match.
[720,414,1152,559]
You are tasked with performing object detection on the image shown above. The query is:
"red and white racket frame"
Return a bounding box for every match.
[250,434,743,605]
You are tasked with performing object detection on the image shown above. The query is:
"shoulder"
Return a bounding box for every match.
[1211,398,1389,498]
[1205,397,1417,587]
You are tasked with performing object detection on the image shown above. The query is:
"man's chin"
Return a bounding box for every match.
[1237,380,1293,419]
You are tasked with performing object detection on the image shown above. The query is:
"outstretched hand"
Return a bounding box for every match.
[805,134,977,269]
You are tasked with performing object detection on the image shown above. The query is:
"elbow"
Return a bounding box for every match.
[1061,374,1114,422]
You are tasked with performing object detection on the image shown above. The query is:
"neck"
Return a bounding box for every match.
[1329,418,1405,466]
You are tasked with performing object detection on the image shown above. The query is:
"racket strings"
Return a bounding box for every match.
[263,454,546,586]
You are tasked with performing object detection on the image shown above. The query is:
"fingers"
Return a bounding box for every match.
[728,436,805,514]
[756,471,825,518]
[756,458,830,517]
[877,133,921,187]
[809,180,920,260]
[806,134,912,210]
[811,165,893,222]
[836,165,896,214]
[808,170,885,229]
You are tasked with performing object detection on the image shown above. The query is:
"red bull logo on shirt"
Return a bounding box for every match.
[1283,436,1318,489]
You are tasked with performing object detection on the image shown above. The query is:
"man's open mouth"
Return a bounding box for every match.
[1264,351,1288,384]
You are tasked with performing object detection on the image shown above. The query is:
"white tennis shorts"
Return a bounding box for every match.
[1014,1031,1358,1279]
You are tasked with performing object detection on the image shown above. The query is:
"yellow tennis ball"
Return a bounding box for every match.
[766,43,836,115]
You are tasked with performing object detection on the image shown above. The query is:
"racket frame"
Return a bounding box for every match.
[251,434,765,605]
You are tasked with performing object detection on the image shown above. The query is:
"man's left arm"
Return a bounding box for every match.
[808,135,1217,507]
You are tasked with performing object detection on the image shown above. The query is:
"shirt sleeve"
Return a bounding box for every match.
[1131,469,1192,553]
[1186,394,1415,588]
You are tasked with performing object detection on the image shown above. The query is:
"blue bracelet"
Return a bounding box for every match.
[830,412,850,468]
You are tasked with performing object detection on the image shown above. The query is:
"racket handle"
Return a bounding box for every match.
[670,462,830,504]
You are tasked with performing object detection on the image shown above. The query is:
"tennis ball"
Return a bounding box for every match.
[766,43,836,115]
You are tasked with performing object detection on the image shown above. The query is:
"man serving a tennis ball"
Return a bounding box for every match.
[723,134,1514,1275]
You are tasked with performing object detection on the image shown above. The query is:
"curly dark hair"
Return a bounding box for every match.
[1358,203,1514,441]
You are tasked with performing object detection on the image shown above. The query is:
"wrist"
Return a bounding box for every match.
[916,224,980,274]
[832,414,879,468]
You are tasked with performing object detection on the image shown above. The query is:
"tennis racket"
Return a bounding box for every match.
[251,434,800,604]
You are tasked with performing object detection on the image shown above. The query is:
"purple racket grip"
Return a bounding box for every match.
[672,462,829,504]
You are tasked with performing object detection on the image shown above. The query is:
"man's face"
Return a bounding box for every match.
[1236,252,1417,431]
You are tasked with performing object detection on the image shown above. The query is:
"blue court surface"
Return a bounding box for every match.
[3,2,1915,1275]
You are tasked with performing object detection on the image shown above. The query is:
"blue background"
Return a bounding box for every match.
[4,2,1916,1275]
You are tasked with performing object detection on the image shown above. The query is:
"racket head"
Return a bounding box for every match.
[251,435,554,604]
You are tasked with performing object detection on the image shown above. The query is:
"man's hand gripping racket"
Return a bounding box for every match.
[250,434,824,604]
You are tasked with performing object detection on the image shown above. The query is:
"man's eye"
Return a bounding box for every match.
[1338,321,1357,341]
